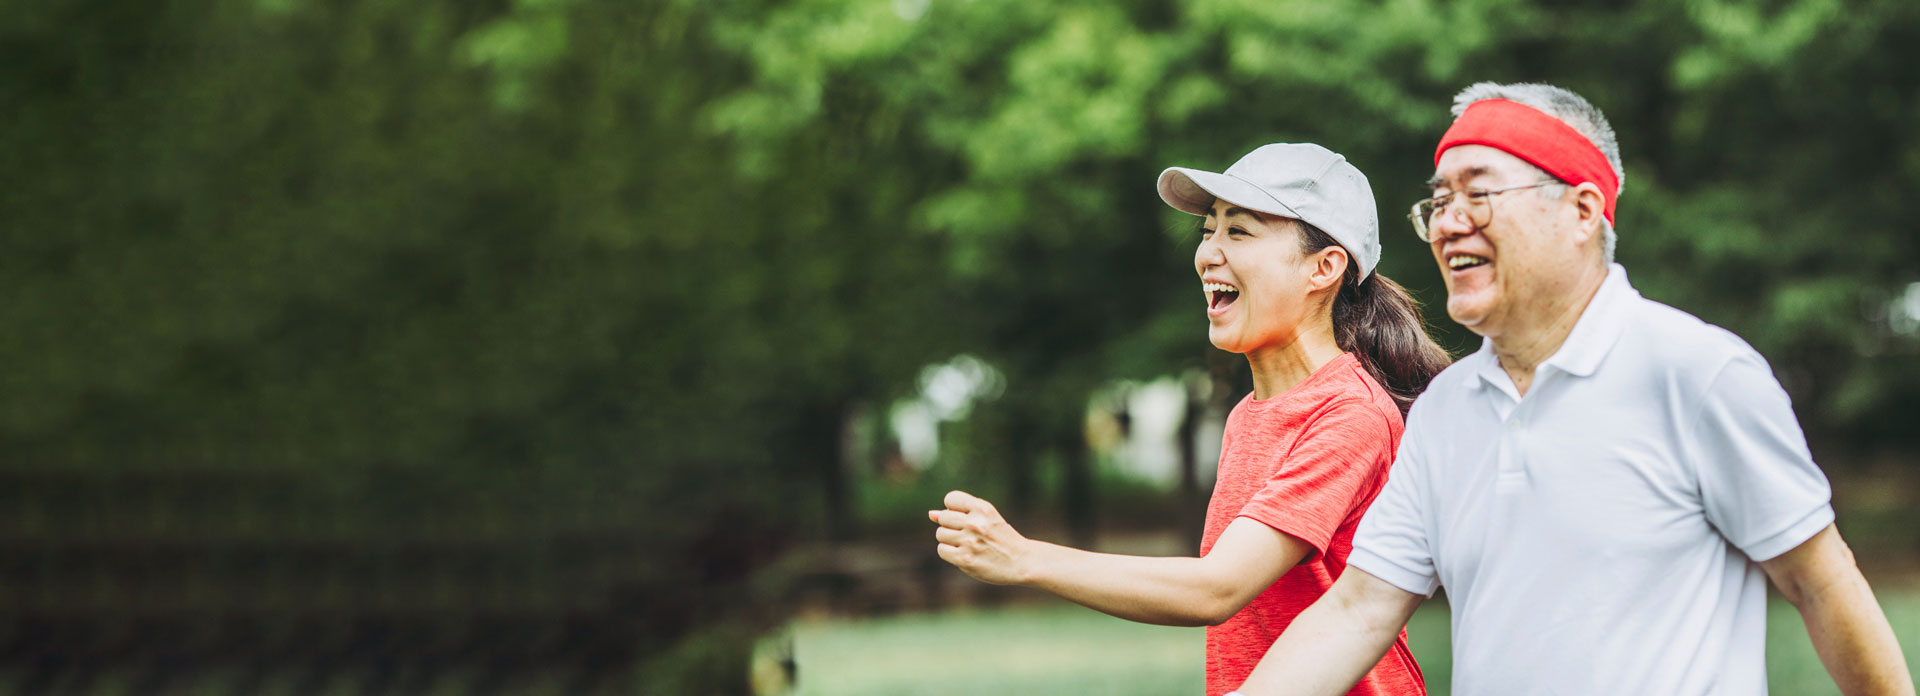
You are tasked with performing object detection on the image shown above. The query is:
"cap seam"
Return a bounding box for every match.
[1222,172,1302,219]
[1302,154,1345,193]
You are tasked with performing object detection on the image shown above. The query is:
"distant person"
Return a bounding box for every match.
[931,143,1449,696]
[1230,83,1915,696]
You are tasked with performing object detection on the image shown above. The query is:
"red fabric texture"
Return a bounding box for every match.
[1200,353,1425,696]
[1435,98,1619,223]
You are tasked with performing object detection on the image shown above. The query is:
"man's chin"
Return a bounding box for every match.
[1446,298,1493,331]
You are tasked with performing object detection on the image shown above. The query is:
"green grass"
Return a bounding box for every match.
[778,604,1203,696]
[776,584,1920,696]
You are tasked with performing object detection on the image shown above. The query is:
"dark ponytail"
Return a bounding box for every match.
[1299,224,1452,415]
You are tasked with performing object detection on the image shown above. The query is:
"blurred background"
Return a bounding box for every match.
[6,0,1919,693]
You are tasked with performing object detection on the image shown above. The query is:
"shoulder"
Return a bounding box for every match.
[1291,394,1398,463]
[1309,359,1402,432]
[1406,349,1486,414]
[1618,297,1770,391]
[1631,298,1761,365]
[1307,394,1394,430]
[1396,351,1491,460]
[1427,350,1486,393]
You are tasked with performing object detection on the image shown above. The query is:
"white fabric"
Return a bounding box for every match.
[1349,264,1833,695]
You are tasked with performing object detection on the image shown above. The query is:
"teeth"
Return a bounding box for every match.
[1203,282,1239,294]
[1448,255,1488,269]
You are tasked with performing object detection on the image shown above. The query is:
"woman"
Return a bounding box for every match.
[929,143,1449,696]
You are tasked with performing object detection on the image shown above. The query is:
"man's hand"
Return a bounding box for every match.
[930,490,1032,586]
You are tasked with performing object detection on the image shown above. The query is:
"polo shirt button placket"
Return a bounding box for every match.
[1496,411,1527,487]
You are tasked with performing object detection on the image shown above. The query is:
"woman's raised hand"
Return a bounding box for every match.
[929,490,1033,586]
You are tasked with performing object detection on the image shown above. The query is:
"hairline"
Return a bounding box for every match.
[1449,82,1626,196]
[1447,82,1621,262]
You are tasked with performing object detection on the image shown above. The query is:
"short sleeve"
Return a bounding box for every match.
[1237,401,1393,560]
[1688,349,1833,562]
[1348,429,1439,597]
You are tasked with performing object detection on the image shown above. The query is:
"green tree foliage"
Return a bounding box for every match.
[3,0,959,689]
[4,0,1918,690]
[710,0,1920,454]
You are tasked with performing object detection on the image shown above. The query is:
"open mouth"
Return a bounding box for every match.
[1447,254,1490,271]
[1204,282,1240,312]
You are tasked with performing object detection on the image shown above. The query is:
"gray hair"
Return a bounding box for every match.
[1451,82,1621,261]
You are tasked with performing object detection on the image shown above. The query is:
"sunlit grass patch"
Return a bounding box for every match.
[775,582,1920,696]
[783,603,1203,696]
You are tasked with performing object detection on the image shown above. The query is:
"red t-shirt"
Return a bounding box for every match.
[1199,353,1425,696]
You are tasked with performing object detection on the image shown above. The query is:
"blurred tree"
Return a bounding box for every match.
[2,0,960,689]
[4,0,1918,691]
[708,0,1920,491]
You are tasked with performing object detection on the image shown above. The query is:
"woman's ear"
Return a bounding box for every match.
[1310,244,1349,295]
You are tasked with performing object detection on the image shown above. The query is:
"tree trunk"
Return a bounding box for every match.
[808,401,857,543]
[1058,425,1096,548]
[1177,374,1207,552]
[1002,409,1040,519]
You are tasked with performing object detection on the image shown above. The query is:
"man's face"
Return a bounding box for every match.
[1427,145,1584,338]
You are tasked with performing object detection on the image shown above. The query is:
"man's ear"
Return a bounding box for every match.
[1570,182,1608,246]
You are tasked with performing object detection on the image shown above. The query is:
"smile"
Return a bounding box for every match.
[1204,281,1240,314]
[1447,254,1490,270]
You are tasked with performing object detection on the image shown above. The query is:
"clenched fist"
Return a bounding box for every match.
[929,490,1032,586]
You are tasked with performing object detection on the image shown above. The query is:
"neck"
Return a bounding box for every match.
[1245,319,1344,400]
[1490,262,1610,395]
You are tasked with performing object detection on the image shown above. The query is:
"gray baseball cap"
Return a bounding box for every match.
[1157,143,1382,279]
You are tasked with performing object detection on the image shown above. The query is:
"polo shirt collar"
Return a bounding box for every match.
[1469,341,1507,394]
[1544,263,1638,377]
[1469,263,1639,392]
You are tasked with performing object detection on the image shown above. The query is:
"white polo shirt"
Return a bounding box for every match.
[1350,264,1833,695]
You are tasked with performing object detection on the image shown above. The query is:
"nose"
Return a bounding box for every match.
[1429,200,1476,241]
[1195,231,1225,274]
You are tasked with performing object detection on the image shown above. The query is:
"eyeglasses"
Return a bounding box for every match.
[1407,180,1561,242]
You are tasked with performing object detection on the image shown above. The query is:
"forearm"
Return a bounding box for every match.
[1020,541,1240,626]
[1236,571,1419,696]
[936,498,1302,626]
[1792,573,1914,695]
[1765,525,1915,696]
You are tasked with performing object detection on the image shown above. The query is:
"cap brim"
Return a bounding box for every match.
[1156,168,1300,219]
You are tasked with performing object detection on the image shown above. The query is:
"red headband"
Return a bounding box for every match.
[1435,99,1618,223]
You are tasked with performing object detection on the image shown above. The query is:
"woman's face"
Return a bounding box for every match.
[1193,200,1328,355]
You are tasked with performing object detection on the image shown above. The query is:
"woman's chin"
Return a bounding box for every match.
[1207,330,1249,354]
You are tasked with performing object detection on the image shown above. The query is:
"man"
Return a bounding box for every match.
[1229,82,1914,695]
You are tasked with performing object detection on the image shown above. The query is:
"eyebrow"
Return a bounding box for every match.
[1426,166,1494,190]
[1205,206,1258,220]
